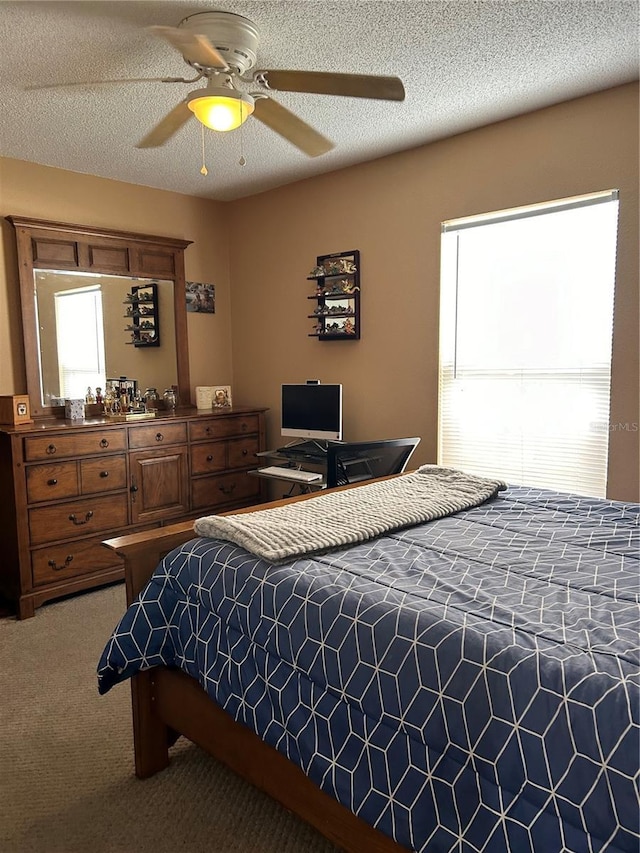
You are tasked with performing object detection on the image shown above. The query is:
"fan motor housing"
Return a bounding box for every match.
[178,11,260,75]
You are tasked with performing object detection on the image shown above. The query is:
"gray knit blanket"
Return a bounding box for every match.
[193,466,507,563]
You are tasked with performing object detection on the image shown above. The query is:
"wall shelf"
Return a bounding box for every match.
[124,282,159,347]
[307,250,360,340]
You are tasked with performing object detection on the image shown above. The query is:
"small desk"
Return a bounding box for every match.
[250,448,327,494]
[251,438,421,496]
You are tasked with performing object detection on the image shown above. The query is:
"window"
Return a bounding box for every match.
[54,285,106,398]
[438,190,619,497]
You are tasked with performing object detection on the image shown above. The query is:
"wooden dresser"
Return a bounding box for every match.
[0,407,267,618]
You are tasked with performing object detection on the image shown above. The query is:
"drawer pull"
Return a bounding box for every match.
[68,511,93,526]
[241,423,247,432]
[48,555,73,572]
[47,478,58,486]
[206,454,214,462]
[99,471,109,478]
[155,432,164,442]
[205,427,212,435]
[242,449,248,456]
[218,483,236,496]
[100,439,109,448]
[46,443,57,455]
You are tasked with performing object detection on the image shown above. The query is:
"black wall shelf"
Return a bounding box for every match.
[124,282,160,347]
[307,250,360,341]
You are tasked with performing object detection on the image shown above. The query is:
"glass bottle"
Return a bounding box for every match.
[144,388,158,411]
[163,388,176,411]
[133,388,144,412]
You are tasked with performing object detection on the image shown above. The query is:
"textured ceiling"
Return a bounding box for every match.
[1,1,638,201]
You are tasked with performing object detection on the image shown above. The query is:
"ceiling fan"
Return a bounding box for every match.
[119,10,405,156]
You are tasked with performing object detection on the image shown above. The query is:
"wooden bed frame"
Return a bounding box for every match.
[104,485,409,853]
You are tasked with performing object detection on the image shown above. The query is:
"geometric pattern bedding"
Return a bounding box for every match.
[97,485,640,853]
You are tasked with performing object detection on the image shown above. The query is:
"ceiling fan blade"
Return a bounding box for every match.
[254,70,405,101]
[136,99,193,148]
[25,76,194,92]
[150,25,229,71]
[252,97,334,158]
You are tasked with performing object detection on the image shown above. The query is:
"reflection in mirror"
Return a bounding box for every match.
[34,271,178,407]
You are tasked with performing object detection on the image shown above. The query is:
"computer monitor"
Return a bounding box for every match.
[281,383,343,442]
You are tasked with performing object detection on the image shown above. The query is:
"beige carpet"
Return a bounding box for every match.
[0,583,340,853]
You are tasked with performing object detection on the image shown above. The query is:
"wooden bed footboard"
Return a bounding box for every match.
[103,490,409,853]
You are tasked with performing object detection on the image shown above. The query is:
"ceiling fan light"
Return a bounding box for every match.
[188,90,254,132]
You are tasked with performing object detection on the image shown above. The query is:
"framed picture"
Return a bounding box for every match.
[213,386,232,408]
[195,386,215,410]
[186,281,215,313]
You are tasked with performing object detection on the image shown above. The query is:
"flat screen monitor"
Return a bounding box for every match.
[281,383,343,441]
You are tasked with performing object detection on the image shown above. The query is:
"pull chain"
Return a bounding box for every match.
[239,116,246,167]
[200,123,208,176]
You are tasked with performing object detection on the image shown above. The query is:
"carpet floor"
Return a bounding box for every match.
[0,583,339,853]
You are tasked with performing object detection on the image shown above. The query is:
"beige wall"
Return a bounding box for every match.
[228,83,639,501]
[1,83,637,500]
[0,160,234,404]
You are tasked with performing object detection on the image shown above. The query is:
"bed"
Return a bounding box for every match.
[98,466,639,853]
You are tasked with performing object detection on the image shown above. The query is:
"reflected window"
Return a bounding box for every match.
[54,285,106,398]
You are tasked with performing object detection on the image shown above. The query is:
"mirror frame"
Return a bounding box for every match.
[7,216,192,419]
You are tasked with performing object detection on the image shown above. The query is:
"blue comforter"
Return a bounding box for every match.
[98,485,640,853]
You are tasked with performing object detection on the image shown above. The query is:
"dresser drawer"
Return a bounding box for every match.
[190,415,259,442]
[128,422,187,449]
[191,442,227,475]
[228,436,260,468]
[80,455,127,494]
[24,428,126,461]
[26,461,78,503]
[192,471,262,511]
[31,536,124,586]
[29,494,129,546]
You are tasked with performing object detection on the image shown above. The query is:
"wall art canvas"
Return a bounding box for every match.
[186,281,215,313]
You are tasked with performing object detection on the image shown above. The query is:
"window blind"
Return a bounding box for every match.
[438,190,619,497]
[54,286,106,398]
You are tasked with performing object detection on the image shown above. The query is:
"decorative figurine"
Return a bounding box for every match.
[338,259,357,273]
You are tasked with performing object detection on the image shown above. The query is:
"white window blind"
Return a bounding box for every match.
[54,286,106,398]
[438,190,619,497]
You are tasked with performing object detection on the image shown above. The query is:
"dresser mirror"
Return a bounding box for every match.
[34,270,177,407]
[8,216,191,419]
